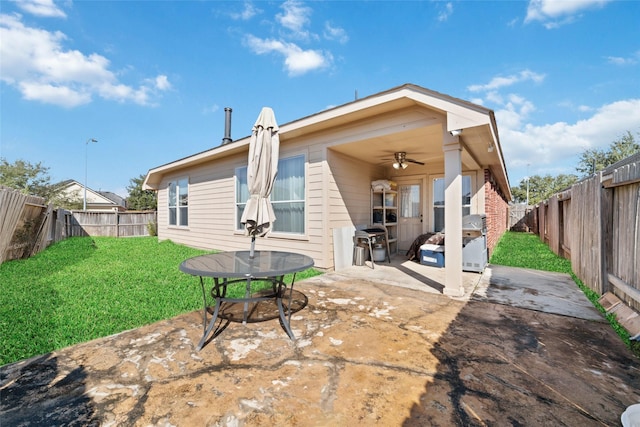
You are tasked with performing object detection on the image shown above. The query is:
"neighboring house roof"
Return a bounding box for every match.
[98,191,127,207]
[57,180,126,209]
[144,83,511,198]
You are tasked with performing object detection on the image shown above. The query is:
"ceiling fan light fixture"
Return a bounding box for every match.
[387,151,422,169]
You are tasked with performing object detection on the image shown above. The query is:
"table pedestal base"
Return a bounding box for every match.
[196,275,307,350]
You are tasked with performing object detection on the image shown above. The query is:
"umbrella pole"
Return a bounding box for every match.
[250,236,256,259]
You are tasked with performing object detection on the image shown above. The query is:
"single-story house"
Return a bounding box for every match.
[58,180,127,211]
[144,84,511,296]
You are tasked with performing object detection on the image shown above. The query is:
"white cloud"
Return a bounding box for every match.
[242,1,342,76]
[230,1,260,21]
[20,81,90,107]
[12,0,66,18]
[277,0,311,35]
[244,34,330,76]
[437,2,453,22]
[525,0,611,28]
[606,50,640,66]
[507,17,519,27]
[202,104,220,115]
[500,99,640,179]
[324,22,348,44]
[469,68,639,181]
[468,70,545,92]
[493,94,536,130]
[152,75,171,91]
[485,91,503,105]
[0,13,171,108]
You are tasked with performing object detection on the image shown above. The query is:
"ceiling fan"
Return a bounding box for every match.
[385,152,425,169]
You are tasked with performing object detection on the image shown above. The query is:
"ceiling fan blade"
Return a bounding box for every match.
[407,158,425,165]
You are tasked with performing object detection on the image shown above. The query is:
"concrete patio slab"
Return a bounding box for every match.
[1,261,638,426]
[473,264,606,322]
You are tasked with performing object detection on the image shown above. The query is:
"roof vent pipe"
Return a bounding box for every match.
[222,107,232,145]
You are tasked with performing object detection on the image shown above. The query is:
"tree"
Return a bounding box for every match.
[576,131,639,176]
[511,173,578,205]
[50,190,84,210]
[608,130,639,163]
[0,157,55,198]
[0,157,84,208]
[126,174,157,211]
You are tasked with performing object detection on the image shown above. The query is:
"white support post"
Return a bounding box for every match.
[443,129,464,297]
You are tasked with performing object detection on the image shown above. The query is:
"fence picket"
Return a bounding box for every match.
[523,164,639,313]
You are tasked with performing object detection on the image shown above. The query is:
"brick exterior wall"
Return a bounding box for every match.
[484,169,509,256]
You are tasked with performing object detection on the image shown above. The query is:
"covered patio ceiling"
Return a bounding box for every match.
[326,119,497,172]
[302,100,509,195]
[279,85,510,196]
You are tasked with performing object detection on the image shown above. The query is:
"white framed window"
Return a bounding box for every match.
[433,175,471,232]
[236,154,305,234]
[168,177,188,226]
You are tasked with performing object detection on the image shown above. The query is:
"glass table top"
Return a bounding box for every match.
[179,250,315,278]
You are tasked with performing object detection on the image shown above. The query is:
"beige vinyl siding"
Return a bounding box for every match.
[156,147,333,267]
[188,163,236,250]
[158,154,243,251]
[325,149,383,266]
[305,142,328,267]
[328,149,380,226]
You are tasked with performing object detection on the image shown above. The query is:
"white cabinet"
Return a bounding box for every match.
[371,189,398,255]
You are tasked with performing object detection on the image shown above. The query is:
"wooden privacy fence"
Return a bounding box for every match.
[508,204,531,231]
[525,156,640,315]
[66,211,157,237]
[1,186,157,265]
[0,186,52,264]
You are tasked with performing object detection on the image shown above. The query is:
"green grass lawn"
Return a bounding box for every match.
[0,237,320,366]
[491,231,639,358]
[490,231,573,273]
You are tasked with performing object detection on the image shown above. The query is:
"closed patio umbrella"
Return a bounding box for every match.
[241,107,280,258]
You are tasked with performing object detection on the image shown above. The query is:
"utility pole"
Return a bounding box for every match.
[84,138,98,211]
[525,163,530,207]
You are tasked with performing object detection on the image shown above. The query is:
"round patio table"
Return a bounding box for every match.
[179,250,314,350]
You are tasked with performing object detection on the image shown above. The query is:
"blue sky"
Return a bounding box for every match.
[1,0,639,198]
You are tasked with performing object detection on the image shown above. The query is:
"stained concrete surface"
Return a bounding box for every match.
[1,260,639,426]
[473,264,606,321]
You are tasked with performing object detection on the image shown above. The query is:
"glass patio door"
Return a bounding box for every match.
[398,182,422,252]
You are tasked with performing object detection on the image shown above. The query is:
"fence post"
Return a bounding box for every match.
[600,175,613,294]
